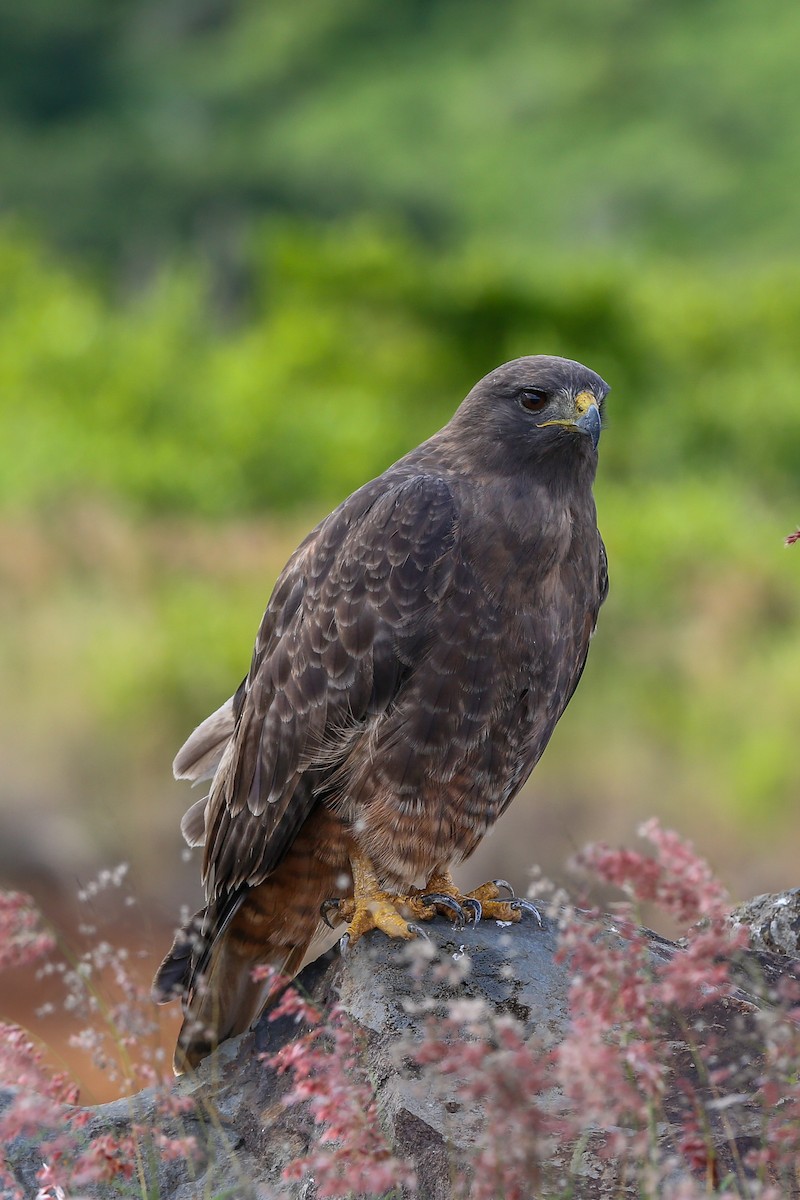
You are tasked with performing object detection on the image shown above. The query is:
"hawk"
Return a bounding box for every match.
[153,355,609,1069]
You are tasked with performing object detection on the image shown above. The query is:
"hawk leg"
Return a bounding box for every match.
[322,848,439,948]
[321,857,541,948]
[421,869,542,926]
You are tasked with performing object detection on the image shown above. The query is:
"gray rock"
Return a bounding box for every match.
[2,908,799,1199]
[732,888,800,957]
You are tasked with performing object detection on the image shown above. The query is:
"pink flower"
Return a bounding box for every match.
[153,1133,200,1162]
[262,1003,416,1197]
[574,819,730,926]
[69,1134,136,1184]
[0,892,54,971]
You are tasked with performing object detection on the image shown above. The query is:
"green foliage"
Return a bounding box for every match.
[1,0,800,268]
[2,219,800,518]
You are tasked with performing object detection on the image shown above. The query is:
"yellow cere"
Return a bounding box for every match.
[574,390,596,415]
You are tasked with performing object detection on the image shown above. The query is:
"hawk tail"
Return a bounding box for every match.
[153,870,335,1073]
[178,932,308,1074]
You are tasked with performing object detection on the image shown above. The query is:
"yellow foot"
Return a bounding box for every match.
[322,890,436,948]
[320,847,439,949]
[421,872,542,927]
[319,851,542,951]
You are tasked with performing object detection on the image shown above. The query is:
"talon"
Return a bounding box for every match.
[510,899,543,926]
[339,933,351,956]
[462,898,482,924]
[492,879,515,897]
[320,899,342,929]
[406,923,431,940]
[421,892,465,927]
[335,849,439,947]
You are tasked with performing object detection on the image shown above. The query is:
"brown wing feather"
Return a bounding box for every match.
[200,473,460,901]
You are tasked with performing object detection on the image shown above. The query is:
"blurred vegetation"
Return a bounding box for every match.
[5,221,800,516]
[2,0,800,273]
[1,0,800,907]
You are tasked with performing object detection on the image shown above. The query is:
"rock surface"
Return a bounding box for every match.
[731,887,800,957]
[4,899,800,1199]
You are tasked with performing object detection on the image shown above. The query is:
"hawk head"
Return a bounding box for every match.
[454,355,609,473]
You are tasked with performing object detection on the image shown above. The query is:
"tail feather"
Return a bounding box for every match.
[169,890,320,1073]
[154,800,350,1073]
[152,889,245,1005]
[180,796,209,847]
[173,697,236,782]
[152,909,203,1004]
[172,695,238,853]
[155,861,344,1072]
[173,934,298,1073]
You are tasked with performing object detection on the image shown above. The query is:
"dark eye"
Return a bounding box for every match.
[518,388,549,413]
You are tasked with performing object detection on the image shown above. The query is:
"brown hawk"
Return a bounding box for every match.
[153,355,609,1070]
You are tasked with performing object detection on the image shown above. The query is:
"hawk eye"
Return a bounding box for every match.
[518,388,549,413]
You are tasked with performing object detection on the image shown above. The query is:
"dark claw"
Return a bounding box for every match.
[492,879,515,897]
[462,898,482,924]
[320,899,342,929]
[509,899,543,927]
[421,892,466,928]
[406,923,431,940]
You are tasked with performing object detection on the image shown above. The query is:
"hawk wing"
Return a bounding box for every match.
[198,473,461,901]
[598,537,609,608]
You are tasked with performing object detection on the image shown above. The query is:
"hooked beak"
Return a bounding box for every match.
[576,401,601,450]
[537,389,602,450]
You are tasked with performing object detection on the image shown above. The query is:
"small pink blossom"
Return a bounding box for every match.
[153,1132,200,1162]
[69,1133,136,1184]
[263,1003,416,1197]
[574,818,731,925]
[0,891,54,970]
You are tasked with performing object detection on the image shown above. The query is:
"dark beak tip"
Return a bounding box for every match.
[577,404,601,450]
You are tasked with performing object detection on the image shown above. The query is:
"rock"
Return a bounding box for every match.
[731,888,800,956]
[3,908,799,1199]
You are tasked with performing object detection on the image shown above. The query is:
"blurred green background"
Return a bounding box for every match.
[2,0,800,932]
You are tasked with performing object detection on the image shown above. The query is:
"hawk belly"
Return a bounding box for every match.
[339,538,600,889]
